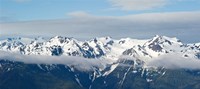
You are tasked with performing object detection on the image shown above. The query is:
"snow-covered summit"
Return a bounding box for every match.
[0,35,199,61]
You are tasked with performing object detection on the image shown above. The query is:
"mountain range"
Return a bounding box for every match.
[0,35,200,89]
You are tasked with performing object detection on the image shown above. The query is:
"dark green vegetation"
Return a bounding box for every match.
[0,60,83,89]
[0,59,200,89]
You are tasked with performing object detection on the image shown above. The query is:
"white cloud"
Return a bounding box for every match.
[147,53,200,69]
[0,11,200,43]
[108,0,167,11]
[67,11,92,17]
[0,51,107,71]
[1,51,200,70]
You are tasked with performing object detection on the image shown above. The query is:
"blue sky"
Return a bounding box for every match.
[0,0,111,21]
[1,0,200,22]
[0,0,200,43]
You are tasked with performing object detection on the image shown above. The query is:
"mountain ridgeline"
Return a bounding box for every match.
[0,35,200,89]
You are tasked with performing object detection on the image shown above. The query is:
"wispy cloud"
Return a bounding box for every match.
[108,0,167,11]
[107,0,200,11]
[0,16,14,23]
[0,11,200,43]
[67,11,92,17]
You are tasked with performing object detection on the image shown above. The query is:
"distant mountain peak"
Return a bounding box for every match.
[148,35,181,45]
[0,35,199,60]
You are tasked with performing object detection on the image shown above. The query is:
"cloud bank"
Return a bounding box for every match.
[147,53,200,69]
[0,51,107,71]
[1,51,200,70]
[0,11,200,43]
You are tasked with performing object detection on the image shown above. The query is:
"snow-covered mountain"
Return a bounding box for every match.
[0,35,199,60]
[0,35,200,89]
[1,35,200,74]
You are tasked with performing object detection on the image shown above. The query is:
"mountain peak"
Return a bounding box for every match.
[7,37,22,42]
[148,35,182,45]
[48,36,75,45]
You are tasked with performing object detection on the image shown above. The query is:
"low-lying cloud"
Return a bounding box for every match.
[147,53,200,69]
[0,51,200,71]
[0,51,107,71]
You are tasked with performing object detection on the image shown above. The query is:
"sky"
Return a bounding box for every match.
[0,0,200,43]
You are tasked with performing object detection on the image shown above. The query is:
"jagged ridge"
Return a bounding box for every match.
[0,35,199,60]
